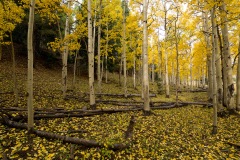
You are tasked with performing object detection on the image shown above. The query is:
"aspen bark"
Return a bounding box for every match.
[174,14,179,105]
[220,2,234,110]
[143,0,150,114]
[217,25,227,107]
[92,0,97,56]
[133,53,136,89]
[119,55,123,86]
[157,33,162,80]
[97,0,102,93]
[88,0,96,108]
[211,7,223,112]
[190,57,193,90]
[164,3,170,98]
[27,0,35,131]
[105,23,109,84]
[123,0,127,97]
[211,8,217,134]
[62,1,70,98]
[151,64,154,83]
[236,34,240,111]
[0,42,2,61]
[203,11,213,101]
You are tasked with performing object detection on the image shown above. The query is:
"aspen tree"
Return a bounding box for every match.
[143,0,150,114]
[211,4,223,112]
[163,1,170,98]
[0,43,2,61]
[123,0,127,97]
[237,34,240,111]
[27,0,35,131]
[88,0,96,109]
[203,10,213,102]
[105,22,109,84]
[0,0,25,105]
[220,1,235,110]
[62,0,71,99]
[174,7,179,105]
[97,0,102,93]
[211,7,217,134]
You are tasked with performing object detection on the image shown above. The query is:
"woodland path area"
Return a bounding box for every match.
[0,56,240,159]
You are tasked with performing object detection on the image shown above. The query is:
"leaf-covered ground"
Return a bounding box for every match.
[0,57,240,159]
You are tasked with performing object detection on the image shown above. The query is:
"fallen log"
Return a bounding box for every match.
[179,101,212,106]
[1,101,213,121]
[5,108,142,122]
[226,142,240,148]
[92,93,157,97]
[1,114,135,150]
[0,91,14,95]
[174,89,207,93]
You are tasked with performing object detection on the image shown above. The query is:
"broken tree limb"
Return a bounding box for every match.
[1,114,135,150]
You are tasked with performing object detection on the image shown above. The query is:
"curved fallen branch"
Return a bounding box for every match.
[1,114,135,150]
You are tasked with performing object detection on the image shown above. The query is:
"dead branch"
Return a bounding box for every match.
[0,92,13,95]
[0,101,212,121]
[226,142,240,148]
[92,93,156,97]
[1,114,135,150]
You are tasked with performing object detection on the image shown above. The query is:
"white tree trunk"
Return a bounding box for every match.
[211,7,218,134]
[143,0,150,114]
[236,34,240,111]
[203,11,213,101]
[27,0,35,131]
[62,1,70,98]
[151,64,154,83]
[123,0,127,97]
[88,0,96,108]
[105,23,109,84]
[157,30,162,80]
[0,42,2,61]
[105,54,108,83]
[174,14,179,105]
[190,57,193,90]
[97,0,102,93]
[133,54,136,89]
[92,0,97,56]
[101,56,104,83]
[211,7,223,111]
[119,55,123,86]
[220,2,234,110]
[164,3,170,98]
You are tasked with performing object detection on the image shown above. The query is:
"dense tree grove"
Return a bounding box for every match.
[0,0,240,159]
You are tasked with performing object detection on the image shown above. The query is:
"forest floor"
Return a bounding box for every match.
[0,56,240,159]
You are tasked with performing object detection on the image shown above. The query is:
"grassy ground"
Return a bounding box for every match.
[0,57,240,159]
